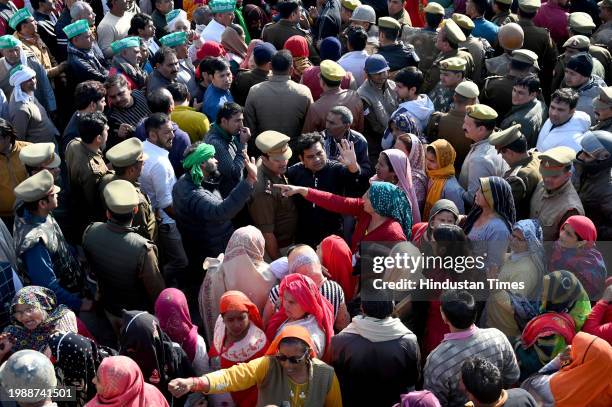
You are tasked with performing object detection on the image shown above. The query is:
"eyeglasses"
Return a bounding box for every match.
[275,350,309,364]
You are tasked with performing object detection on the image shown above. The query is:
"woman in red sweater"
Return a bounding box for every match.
[274,181,411,253]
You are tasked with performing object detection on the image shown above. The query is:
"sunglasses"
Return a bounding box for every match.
[275,350,309,364]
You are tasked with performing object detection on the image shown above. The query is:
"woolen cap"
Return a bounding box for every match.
[569,12,596,34]
[14,169,60,202]
[320,60,346,81]
[103,180,139,214]
[466,104,498,120]
[351,5,376,23]
[424,2,445,15]
[378,16,401,30]
[105,137,145,168]
[539,146,576,176]
[566,52,594,78]
[489,124,523,147]
[455,81,479,98]
[19,143,61,169]
[365,54,390,74]
[253,42,276,63]
[256,131,292,160]
[452,13,475,30]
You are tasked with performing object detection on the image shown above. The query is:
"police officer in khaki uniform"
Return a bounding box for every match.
[377,16,419,75]
[428,57,467,113]
[453,13,492,85]
[248,131,297,260]
[481,49,540,121]
[19,142,61,179]
[591,87,612,131]
[459,104,509,206]
[65,112,110,243]
[516,0,558,100]
[568,12,611,85]
[421,18,474,94]
[340,0,361,31]
[427,81,480,173]
[551,35,607,93]
[83,180,165,334]
[530,146,585,241]
[491,0,517,26]
[489,124,542,218]
[484,23,524,77]
[100,137,158,242]
[402,2,444,74]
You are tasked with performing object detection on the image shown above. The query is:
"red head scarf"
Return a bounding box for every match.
[265,274,334,358]
[219,290,263,330]
[154,288,198,362]
[320,235,356,301]
[85,356,169,407]
[521,312,576,349]
[563,215,597,243]
[196,41,227,61]
[265,325,317,358]
[283,35,309,58]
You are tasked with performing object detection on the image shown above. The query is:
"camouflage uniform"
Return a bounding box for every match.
[428,83,455,113]
[422,49,474,94]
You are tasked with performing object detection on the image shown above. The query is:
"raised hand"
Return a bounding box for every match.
[245,155,258,185]
[273,184,308,197]
[337,139,358,171]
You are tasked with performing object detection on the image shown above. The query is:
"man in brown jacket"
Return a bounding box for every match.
[244,50,313,148]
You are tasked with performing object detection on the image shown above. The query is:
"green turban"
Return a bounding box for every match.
[182,143,216,186]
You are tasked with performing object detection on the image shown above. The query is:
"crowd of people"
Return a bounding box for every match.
[0,0,612,405]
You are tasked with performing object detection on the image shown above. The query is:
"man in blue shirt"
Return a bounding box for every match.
[12,170,91,312]
[467,0,499,45]
[201,57,234,123]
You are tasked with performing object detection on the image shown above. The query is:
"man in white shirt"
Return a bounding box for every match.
[536,88,591,152]
[140,112,187,285]
[97,0,134,58]
[338,25,369,86]
[200,0,235,43]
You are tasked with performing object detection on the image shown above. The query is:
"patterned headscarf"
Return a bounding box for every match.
[512,219,546,278]
[385,112,423,143]
[5,286,71,352]
[369,181,413,239]
[463,177,516,234]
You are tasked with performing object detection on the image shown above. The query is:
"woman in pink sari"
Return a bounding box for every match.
[86,356,169,407]
[265,273,335,360]
[155,288,209,375]
[371,148,421,223]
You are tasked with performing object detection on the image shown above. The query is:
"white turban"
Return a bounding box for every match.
[166,9,190,33]
[9,66,36,103]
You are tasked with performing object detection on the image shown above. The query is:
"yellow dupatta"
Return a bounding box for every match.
[424,140,456,219]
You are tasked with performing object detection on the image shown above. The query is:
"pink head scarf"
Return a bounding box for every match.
[265,274,335,359]
[563,215,597,244]
[85,356,169,407]
[240,39,263,69]
[371,148,421,224]
[154,288,199,362]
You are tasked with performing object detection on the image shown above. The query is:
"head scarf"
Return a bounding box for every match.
[221,26,248,59]
[119,310,185,394]
[196,40,227,60]
[243,4,268,39]
[49,332,115,405]
[84,356,169,407]
[269,256,289,280]
[5,286,71,352]
[512,219,546,281]
[240,38,263,69]
[463,177,516,234]
[371,149,421,224]
[369,181,413,239]
[182,142,216,186]
[165,9,189,32]
[154,288,199,362]
[320,235,355,301]
[550,332,612,407]
[541,270,591,330]
[424,140,456,219]
[265,274,335,358]
[385,113,424,145]
[319,37,342,61]
[288,246,325,286]
[284,35,309,58]
[219,290,263,329]
[412,199,459,244]
[220,226,276,312]
[265,325,317,359]
[562,215,597,244]
[394,391,442,407]
[8,65,36,103]
[521,312,577,361]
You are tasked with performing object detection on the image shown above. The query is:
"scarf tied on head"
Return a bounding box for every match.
[9,65,36,103]
[182,143,216,186]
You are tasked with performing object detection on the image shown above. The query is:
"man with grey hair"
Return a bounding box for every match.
[70,1,108,64]
[0,350,58,406]
[323,105,371,182]
[302,60,364,133]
